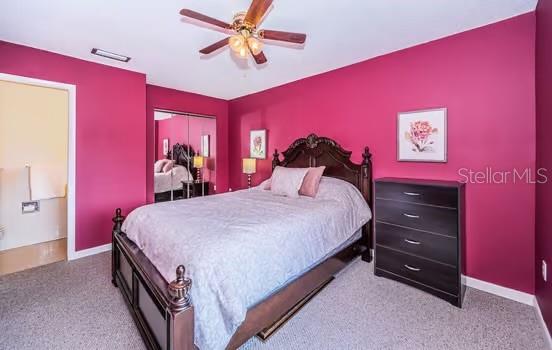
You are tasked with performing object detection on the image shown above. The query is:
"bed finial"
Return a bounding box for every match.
[361,147,372,179]
[362,147,372,164]
[168,265,192,311]
[112,208,125,233]
[272,149,281,170]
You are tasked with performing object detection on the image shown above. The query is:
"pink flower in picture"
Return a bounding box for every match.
[253,136,262,153]
[405,120,438,152]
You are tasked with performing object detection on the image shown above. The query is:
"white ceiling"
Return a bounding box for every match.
[0,0,537,100]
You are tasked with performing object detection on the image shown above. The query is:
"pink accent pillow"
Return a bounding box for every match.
[299,166,326,197]
[162,160,175,173]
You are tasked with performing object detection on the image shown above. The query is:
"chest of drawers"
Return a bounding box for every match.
[374,178,465,307]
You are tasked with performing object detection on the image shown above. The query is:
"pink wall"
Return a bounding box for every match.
[229,14,536,293]
[536,0,552,333]
[155,115,217,188]
[0,41,147,251]
[146,85,228,203]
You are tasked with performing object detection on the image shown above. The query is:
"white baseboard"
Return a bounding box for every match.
[68,243,111,260]
[535,298,552,349]
[462,275,535,306]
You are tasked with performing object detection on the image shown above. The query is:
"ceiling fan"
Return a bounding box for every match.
[180,0,307,65]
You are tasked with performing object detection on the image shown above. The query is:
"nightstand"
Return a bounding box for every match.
[182,181,209,198]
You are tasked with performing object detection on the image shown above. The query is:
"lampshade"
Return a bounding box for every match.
[193,156,204,168]
[229,34,245,53]
[242,158,256,174]
[247,36,263,55]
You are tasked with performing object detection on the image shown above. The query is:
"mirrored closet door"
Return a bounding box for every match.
[153,110,216,202]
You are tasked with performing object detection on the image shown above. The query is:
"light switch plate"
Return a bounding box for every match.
[543,260,547,282]
[22,201,40,214]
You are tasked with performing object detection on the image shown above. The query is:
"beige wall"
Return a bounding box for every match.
[0,80,68,251]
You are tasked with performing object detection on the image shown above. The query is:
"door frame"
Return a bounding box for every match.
[0,73,77,260]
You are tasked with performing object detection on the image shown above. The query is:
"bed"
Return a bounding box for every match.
[112,134,373,350]
[154,143,197,202]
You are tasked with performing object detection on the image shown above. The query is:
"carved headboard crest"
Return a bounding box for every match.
[288,133,349,153]
[171,143,195,167]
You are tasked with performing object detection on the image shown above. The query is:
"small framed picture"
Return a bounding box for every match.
[397,108,447,162]
[163,138,170,157]
[201,135,210,157]
[250,129,267,159]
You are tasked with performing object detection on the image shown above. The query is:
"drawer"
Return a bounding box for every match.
[376,199,458,237]
[376,182,458,208]
[375,222,457,266]
[375,246,458,295]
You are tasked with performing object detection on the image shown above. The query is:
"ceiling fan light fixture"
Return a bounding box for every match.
[247,36,263,55]
[180,0,307,65]
[238,46,248,58]
[229,34,245,53]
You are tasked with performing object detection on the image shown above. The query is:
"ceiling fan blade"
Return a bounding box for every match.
[260,29,306,44]
[199,38,230,54]
[244,0,273,26]
[252,51,268,64]
[180,9,231,30]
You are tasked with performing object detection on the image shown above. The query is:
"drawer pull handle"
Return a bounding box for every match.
[403,213,420,219]
[404,264,421,272]
[403,192,421,196]
[404,238,421,245]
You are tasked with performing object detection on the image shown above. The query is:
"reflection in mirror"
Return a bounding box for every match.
[153,110,216,202]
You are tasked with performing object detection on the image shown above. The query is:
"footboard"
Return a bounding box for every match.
[111,209,195,350]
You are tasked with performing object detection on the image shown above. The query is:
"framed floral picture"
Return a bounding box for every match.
[250,129,267,159]
[397,108,447,162]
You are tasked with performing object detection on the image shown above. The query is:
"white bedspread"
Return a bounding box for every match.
[154,165,193,193]
[122,177,371,350]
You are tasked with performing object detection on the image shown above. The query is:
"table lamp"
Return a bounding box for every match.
[242,158,256,189]
[193,156,204,182]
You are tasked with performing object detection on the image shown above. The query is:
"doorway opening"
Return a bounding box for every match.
[0,73,76,275]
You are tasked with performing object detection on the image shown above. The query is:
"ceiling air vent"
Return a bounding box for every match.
[91,48,131,62]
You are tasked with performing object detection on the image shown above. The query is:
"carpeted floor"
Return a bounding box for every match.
[0,252,547,350]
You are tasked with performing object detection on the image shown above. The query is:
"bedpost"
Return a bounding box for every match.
[168,265,192,310]
[112,208,125,287]
[168,265,195,350]
[272,149,281,170]
[361,147,373,263]
[361,147,372,194]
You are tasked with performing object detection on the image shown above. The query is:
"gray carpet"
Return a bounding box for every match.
[0,253,547,350]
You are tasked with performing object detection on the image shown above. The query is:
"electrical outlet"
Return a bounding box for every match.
[543,260,548,282]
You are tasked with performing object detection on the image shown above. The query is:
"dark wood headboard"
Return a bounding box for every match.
[171,143,195,167]
[167,143,197,180]
[272,133,373,261]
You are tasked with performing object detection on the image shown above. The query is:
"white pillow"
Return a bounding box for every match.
[270,166,309,198]
[154,159,169,173]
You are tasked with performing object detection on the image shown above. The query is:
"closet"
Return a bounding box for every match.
[153,110,216,202]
